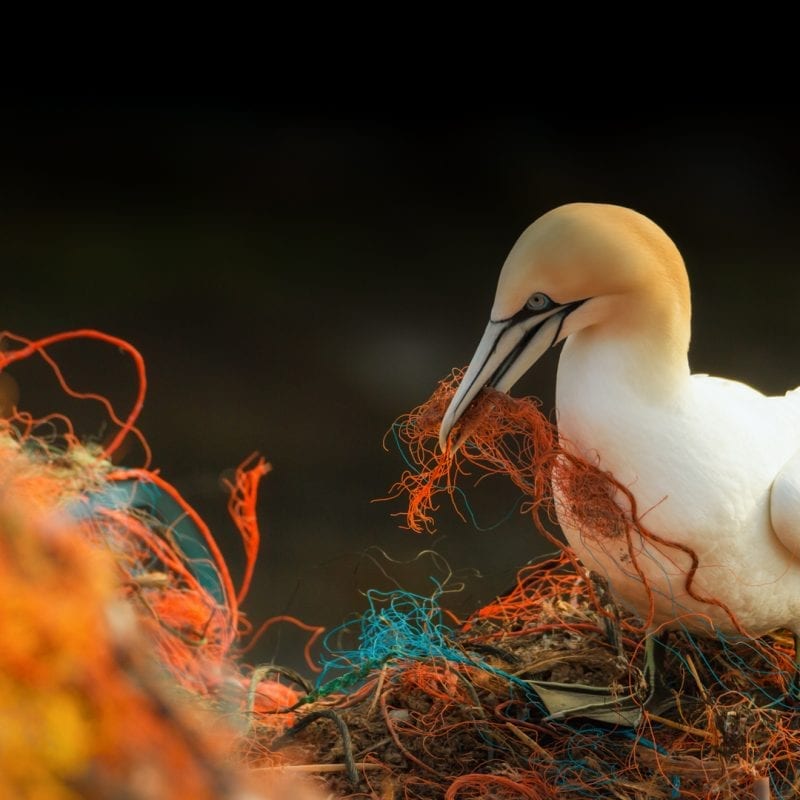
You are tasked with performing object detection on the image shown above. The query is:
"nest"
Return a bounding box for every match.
[262,555,797,799]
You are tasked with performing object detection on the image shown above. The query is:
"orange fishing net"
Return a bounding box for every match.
[0,329,317,799]
[0,482,236,800]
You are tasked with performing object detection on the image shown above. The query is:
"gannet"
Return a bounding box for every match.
[438,203,800,665]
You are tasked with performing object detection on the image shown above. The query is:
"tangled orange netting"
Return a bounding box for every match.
[0,329,322,800]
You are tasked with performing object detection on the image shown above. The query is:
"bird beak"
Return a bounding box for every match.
[438,301,582,450]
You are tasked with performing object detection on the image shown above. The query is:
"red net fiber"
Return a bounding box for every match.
[0,329,319,799]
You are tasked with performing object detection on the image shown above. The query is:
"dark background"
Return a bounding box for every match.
[2,102,798,670]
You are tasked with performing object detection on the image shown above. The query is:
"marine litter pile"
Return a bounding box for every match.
[0,330,308,800]
[1,334,797,800]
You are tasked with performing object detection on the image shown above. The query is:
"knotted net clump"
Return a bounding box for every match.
[0,330,313,799]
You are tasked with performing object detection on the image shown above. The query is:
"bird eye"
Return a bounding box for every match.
[526,292,552,312]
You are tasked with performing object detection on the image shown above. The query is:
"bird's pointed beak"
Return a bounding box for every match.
[438,302,581,451]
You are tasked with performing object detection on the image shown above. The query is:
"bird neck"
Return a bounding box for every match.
[559,286,692,406]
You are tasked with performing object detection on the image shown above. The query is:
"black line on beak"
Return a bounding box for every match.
[487,299,586,389]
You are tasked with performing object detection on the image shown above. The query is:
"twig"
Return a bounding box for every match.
[253,762,385,774]
[246,664,313,727]
[646,712,715,741]
[684,652,709,702]
[368,663,388,718]
[273,710,359,786]
[505,722,554,761]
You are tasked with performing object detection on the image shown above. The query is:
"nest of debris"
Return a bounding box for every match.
[263,554,795,799]
[0,330,304,800]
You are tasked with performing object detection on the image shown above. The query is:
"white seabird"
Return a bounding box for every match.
[438,203,800,654]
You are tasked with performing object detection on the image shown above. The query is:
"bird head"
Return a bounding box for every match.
[438,203,690,450]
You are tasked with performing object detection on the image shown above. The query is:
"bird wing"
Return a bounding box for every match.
[771,448,800,556]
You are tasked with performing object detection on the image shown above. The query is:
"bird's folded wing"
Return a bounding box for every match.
[771,449,800,556]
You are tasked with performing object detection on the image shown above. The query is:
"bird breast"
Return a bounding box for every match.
[552,337,800,635]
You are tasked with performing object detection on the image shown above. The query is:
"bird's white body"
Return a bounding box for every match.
[556,334,800,635]
[439,203,800,640]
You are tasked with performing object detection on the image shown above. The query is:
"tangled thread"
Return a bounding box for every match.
[0,329,320,799]
[265,370,799,799]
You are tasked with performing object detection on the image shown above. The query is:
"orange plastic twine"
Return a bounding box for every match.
[0,328,303,799]
[0,329,150,464]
